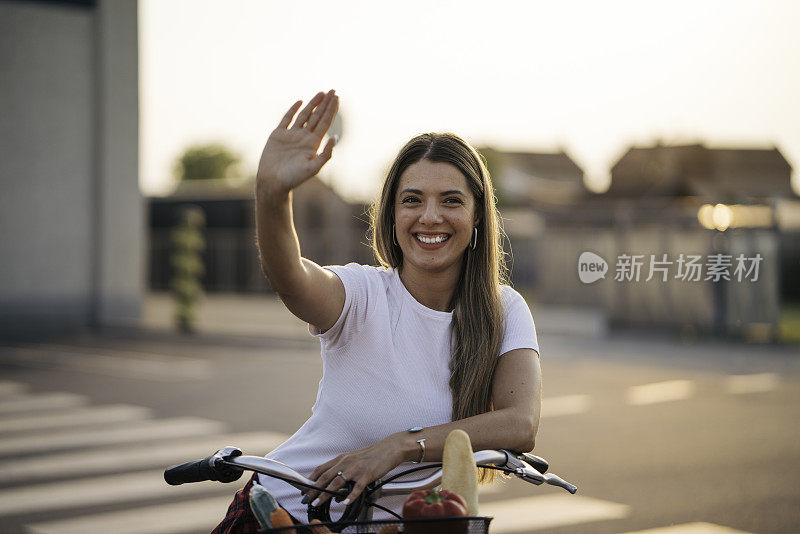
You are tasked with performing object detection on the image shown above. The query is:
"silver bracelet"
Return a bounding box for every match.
[412,438,426,463]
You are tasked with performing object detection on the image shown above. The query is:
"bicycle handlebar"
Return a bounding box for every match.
[164,447,577,495]
[165,446,576,529]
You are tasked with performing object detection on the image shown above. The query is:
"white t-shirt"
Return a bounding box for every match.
[258,263,539,523]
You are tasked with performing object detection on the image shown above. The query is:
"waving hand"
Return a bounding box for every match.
[257,89,339,196]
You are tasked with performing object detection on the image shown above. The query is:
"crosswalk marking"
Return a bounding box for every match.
[481,493,629,532]
[0,417,225,455]
[25,495,233,534]
[0,381,27,397]
[0,346,213,381]
[620,521,754,533]
[542,395,591,417]
[627,380,694,405]
[25,495,234,534]
[0,404,152,435]
[0,468,245,516]
[0,392,88,415]
[726,373,778,394]
[0,431,289,484]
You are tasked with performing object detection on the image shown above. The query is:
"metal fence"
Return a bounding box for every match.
[533,224,781,337]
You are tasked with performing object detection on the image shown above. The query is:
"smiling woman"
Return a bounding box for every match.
[367,133,532,465]
[212,91,541,532]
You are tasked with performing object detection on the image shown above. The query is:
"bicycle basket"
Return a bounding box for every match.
[259,515,492,534]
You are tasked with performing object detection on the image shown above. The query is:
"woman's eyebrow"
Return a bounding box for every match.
[399,188,466,196]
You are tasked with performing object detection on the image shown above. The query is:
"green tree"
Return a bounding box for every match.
[174,143,241,181]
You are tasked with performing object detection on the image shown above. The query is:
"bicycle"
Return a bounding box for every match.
[165,446,577,533]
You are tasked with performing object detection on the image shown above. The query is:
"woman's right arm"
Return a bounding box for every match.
[255,90,345,333]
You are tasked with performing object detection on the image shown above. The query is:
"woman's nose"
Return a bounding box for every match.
[419,200,443,223]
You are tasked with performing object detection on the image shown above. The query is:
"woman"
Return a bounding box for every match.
[213,89,542,532]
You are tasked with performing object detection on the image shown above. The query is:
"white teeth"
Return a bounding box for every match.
[415,234,449,244]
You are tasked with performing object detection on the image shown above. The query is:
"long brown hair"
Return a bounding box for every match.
[369,133,509,483]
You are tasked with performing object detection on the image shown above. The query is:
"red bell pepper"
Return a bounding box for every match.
[402,489,469,534]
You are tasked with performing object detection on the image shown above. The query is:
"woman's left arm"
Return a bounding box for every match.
[307,348,542,507]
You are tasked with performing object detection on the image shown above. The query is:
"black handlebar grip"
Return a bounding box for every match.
[164,456,215,486]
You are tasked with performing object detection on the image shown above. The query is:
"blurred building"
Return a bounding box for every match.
[0,0,142,336]
[481,147,589,209]
[499,142,798,339]
[607,144,793,200]
[148,178,373,293]
[479,147,588,288]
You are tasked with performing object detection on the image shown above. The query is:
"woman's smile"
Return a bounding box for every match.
[413,232,451,247]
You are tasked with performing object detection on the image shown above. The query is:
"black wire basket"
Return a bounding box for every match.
[259,515,492,533]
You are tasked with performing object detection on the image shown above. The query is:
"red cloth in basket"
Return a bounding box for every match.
[211,473,301,534]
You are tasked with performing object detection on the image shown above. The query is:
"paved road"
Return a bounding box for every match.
[0,302,798,533]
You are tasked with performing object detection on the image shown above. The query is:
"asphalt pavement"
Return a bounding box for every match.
[0,293,798,534]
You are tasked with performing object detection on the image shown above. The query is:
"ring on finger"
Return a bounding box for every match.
[336,471,348,482]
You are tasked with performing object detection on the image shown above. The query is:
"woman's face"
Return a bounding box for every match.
[394,160,480,276]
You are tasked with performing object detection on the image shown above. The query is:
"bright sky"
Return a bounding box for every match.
[140,0,800,201]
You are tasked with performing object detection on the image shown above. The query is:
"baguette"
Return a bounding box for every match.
[441,429,479,515]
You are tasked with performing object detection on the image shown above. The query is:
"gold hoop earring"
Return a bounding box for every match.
[392,224,399,246]
[470,227,478,250]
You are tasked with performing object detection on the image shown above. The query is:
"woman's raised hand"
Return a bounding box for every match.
[256,90,339,197]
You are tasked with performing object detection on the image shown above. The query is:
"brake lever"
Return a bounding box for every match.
[504,450,578,495]
[543,473,578,494]
[515,466,544,485]
[514,466,578,493]
[502,449,549,474]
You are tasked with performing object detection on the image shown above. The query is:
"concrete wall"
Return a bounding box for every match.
[94,0,143,327]
[0,0,141,334]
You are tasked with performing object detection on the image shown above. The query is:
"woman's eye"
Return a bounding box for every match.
[401,197,420,204]
[445,198,462,204]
